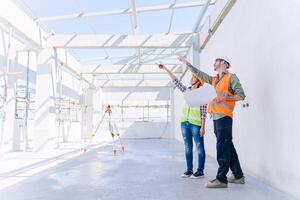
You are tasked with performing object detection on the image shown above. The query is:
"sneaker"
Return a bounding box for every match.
[181,171,193,178]
[206,179,228,188]
[228,175,245,184]
[190,171,204,179]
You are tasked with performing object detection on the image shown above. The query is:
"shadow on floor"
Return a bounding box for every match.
[0,139,298,200]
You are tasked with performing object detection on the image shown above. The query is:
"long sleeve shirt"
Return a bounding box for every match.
[185,62,246,120]
[172,78,207,121]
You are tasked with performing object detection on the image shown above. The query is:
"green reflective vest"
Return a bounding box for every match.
[180,104,202,126]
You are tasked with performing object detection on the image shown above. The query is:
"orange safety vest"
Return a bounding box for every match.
[208,73,235,117]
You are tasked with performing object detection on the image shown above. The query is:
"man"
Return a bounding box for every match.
[178,55,246,188]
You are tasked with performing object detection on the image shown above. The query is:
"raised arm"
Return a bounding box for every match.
[177,55,213,85]
[158,64,177,80]
[158,64,187,93]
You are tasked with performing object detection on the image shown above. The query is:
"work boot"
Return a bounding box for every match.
[228,175,245,184]
[190,171,204,179]
[206,179,227,188]
[181,171,193,178]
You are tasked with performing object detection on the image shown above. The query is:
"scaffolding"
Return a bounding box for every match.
[102,104,170,122]
[55,97,82,145]
[14,81,35,151]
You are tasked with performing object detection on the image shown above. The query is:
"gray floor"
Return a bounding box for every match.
[0,139,298,200]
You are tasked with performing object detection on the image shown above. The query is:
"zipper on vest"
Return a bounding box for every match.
[214,73,227,87]
[187,106,190,121]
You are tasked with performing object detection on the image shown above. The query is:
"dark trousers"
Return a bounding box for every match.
[213,116,244,184]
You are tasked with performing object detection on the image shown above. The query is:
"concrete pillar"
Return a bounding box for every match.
[170,88,175,139]
[0,26,19,152]
[81,88,94,139]
[6,88,18,151]
[34,48,57,151]
[190,33,201,67]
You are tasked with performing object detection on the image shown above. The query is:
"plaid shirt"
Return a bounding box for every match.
[173,78,207,120]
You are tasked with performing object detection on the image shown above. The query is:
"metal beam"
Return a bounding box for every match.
[102,86,171,92]
[48,33,192,49]
[193,0,212,33]
[0,1,95,87]
[80,63,180,74]
[129,0,138,34]
[129,0,141,71]
[167,0,177,34]
[35,1,216,22]
[80,55,135,63]
[79,50,186,63]
[94,73,175,81]
[201,0,237,50]
[89,72,182,75]
[140,50,186,63]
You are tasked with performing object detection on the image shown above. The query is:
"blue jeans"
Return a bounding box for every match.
[181,121,206,173]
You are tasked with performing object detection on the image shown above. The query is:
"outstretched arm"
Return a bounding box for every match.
[158,64,187,93]
[158,64,177,80]
[177,55,213,85]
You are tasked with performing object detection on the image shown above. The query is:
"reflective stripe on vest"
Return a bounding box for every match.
[180,105,202,126]
[209,102,234,110]
[208,73,236,117]
[217,92,229,97]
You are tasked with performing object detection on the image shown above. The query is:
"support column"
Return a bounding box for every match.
[170,88,175,139]
[190,33,201,67]
[34,48,57,151]
[81,88,94,140]
[8,88,19,151]
[3,27,19,152]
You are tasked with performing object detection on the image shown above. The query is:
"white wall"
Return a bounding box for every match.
[174,0,300,198]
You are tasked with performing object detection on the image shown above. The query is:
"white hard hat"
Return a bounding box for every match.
[216,56,231,67]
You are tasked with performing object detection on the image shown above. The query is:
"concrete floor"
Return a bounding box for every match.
[0,139,298,200]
